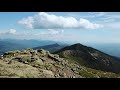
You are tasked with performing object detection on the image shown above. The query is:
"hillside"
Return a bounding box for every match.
[0,49,119,78]
[55,43,120,74]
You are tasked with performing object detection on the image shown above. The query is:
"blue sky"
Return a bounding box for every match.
[0,12,120,44]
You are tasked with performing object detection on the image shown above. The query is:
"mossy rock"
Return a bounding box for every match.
[15,56,31,63]
[20,50,30,54]
[44,63,53,70]
[41,69,54,78]
[13,50,21,53]
[30,51,37,55]
[31,55,39,62]
[22,56,31,63]
[26,48,33,51]
[48,54,61,62]
[31,59,44,66]
[54,54,59,58]
[3,51,16,57]
[14,57,22,62]
[37,49,47,55]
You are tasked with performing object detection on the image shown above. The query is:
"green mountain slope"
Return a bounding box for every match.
[55,43,120,74]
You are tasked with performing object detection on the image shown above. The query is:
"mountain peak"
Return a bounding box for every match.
[71,43,84,47]
[53,43,60,46]
[55,43,120,73]
[62,43,87,51]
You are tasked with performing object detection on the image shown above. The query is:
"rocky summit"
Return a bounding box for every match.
[0,48,120,78]
[55,43,120,74]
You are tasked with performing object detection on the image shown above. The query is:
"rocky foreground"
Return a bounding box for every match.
[0,49,120,78]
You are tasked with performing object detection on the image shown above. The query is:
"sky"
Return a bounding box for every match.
[0,12,120,44]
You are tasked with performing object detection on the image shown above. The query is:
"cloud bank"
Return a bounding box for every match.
[18,12,103,29]
[0,29,16,35]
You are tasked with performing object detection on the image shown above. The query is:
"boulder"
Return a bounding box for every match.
[3,51,15,58]
[48,54,61,62]
[14,57,22,61]
[30,50,37,56]
[42,70,54,77]
[37,49,47,55]
[0,55,3,60]
[31,55,39,61]
[54,54,59,58]
[31,59,44,66]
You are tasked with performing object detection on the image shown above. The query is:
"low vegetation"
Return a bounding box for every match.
[0,48,120,78]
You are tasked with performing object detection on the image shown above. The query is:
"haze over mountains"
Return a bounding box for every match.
[0,39,120,58]
[33,43,67,53]
[0,39,62,55]
[87,43,120,57]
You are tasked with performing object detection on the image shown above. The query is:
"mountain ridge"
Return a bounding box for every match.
[0,39,59,55]
[0,48,120,78]
[55,43,120,73]
[33,43,67,53]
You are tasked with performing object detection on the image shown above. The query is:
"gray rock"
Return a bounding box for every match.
[31,59,44,66]
[42,70,54,77]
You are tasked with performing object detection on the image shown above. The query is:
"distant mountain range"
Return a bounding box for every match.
[0,39,58,55]
[0,38,120,59]
[55,43,120,73]
[33,43,67,53]
[87,43,120,57]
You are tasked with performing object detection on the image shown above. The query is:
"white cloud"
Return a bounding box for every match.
[30,29,66,41]
[9,29,16,34]
[18,12,103,29]
[48,29,64,35]
[48,29,60,35]
[0,29,16,35]
[29,29,67,41]
[79,18,103,29]
[18,16,34,29]
[35,29,64,36]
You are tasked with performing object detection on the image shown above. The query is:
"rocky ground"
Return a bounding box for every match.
[0,49,119,78]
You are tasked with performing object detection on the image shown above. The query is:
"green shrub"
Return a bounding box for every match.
[78,69,96,78]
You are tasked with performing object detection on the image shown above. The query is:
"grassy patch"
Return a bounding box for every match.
[78,69,96,78]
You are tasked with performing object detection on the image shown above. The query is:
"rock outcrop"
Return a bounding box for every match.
[0,49,119,78]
